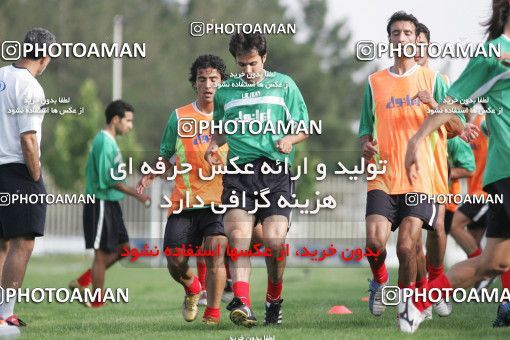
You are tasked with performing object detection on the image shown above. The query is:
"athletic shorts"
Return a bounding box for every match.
[0,163,46,238]
[485,178,510,238]
[83,200,128,252]
[163,209,225,249]
[366,190,439,231]
[458,202,488,229]
[444,209,454,234]
[221,157,294,223]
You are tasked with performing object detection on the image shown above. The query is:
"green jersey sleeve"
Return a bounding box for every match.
[159,110,178,160]
[285,77,309,124]
[97,141,124,189]
[447,137,475,172]
[358,80,374,138]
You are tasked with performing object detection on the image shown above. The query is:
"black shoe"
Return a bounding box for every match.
[493,302,510,327]
[226,297,257,328]
[264,299,283,326]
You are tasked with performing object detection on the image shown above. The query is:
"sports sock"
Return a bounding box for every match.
[77,269,92,287]
[266,278,283,303]
[197,261,207,291]
[233,281,251,307]
[367,249,388,284]
[426,255,444,281]
[468,248,482,258]
[204,307,220,319]
[417,274,452,311]
[184,276,201,295]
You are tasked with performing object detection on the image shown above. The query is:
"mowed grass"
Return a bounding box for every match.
[14,255,510,339]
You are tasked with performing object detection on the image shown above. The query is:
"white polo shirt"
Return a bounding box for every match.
[0,64,45,165]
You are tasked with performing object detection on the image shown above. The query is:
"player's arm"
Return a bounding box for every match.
[358,81,378,161]
[276,132,308,154]
[20,131,41,181]
[205,92,227,165]
[18,86,45,182]
[114,182,149,203]
[448,137,476,180]
[138,111,178,193]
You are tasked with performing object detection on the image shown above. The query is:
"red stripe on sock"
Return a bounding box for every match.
[468,248,482,258]
[185,276,201,295]
[77,269,92,287]
[266,278,283,302]
[233,281,251,307]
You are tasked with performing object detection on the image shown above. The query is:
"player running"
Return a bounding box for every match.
[358,12,467,322]
[69,100,150,307]
[205,33,309,327]
[403,0,510,332]
[137,54,229,325]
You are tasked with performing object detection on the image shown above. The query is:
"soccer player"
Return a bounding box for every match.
[205,33,309,327]
[137,54,229,325]
[0,28,55,331]
[404,0,510,331]
[358,12,465,325]
[69,100,150,307]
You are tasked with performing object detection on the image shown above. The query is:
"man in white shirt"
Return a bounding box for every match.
[0,27,55,330]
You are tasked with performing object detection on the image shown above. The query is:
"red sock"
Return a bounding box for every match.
[197,261,207,290]
[90,289,104,308]
[233,281,251,307]
[77,269,92,287]
[418,274,452,311]
[225,261,231,280]
[204,307,220,320]
[367,249,388,284]
[468,248,482,258]
[501,270,510,291]
[185,276,201,295]
[426,256,444,282]
[416,277,427,289]
[266,278,283,302]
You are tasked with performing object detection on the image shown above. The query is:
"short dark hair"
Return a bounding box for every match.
[188,54,228,85]
[229,33,267,58]
[23,27,56,60]
[105,100,134,124]
[416,23,431,43]
[386,11,419,36]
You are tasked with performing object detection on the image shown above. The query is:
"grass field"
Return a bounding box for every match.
[14,255,510,339]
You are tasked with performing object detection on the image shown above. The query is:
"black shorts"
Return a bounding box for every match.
[366,190,439,231]
[444,209,454,234]
[83,200,128,252]
[221,157,294,223]
[485,178,510,238]
[0,163,46,238]
[163,209,225,249]
[458,202,488,229]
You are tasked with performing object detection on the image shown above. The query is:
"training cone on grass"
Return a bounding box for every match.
[328,306,352,314]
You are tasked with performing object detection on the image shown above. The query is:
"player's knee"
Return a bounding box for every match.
[396,242,414,260]
[10,237,34,254]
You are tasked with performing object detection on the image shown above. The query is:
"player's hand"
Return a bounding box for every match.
[362,138,378,161]
[276,138,292,154]
[413,90,438,109]
[405,136,420,185]
[460,123,480,143]
[136,192,151,206]
[204,144,222,166]
[136,174,155,194]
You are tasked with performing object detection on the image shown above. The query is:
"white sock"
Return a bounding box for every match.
[0,291,16,319]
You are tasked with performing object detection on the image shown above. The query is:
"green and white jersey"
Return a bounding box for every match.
[447,34,510,187]
[85,130,125,201]
[213,71,309,165]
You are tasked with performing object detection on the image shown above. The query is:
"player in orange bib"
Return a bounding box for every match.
[137,55,229,325]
